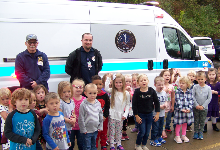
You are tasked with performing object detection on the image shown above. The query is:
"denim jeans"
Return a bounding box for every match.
[68,130,84,150]
[165,111,172,129]
[82,131,98,150]
[136,113,153,145]
[151,117,164,140]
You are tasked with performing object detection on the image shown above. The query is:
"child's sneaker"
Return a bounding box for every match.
[110,147,115,150]
[193,132,199,139]
[181,135,189,143]
[186,126,192,132]
[131,128,139,132]
[150,139,161,147]
[174,136,182,144]
[142,145,149,150]
[121,135,125,141]
[158,137,166,144]
[122,134,129,140]
[101,146,107,150]
[165,128,172,133]
[162,130,167,138]
[106,141,109,146]
[198,132,203,140]
[135,144,143,150]
[117,145,125,150]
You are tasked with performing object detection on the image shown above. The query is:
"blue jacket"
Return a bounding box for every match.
[15,49,50,90]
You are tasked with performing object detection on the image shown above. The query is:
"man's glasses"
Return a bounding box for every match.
[27,41,37,45]
[72,85,84,89]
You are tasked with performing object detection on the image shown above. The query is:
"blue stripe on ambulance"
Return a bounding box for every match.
[0,60,211,77]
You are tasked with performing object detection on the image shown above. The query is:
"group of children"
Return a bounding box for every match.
[0,67,219,150]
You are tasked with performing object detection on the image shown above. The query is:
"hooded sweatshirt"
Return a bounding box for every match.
[97,90,110,118]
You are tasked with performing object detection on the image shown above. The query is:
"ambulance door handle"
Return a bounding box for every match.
[163,59,168,69]
[148,60,153,70]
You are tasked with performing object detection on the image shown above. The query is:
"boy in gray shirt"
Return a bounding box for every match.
[79,83,103,150]
[192,71,212,140]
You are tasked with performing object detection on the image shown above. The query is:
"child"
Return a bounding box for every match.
[131,73,139,133]
[159,69,175,137]
[42,92,71,150]
[132,74,160,150]
[0,88,11,150]
[58,81,76,149]
[4,88,41,150]
[192,71,212,139]
[33,84,48,148]
[102,73,113,96]
[105,73,130,150]
[173,76,194,143]
[78,83,103,150]
[172,69,181,91]
[92,75,110,150]
[71,78,86,150]
[29,90,43,150]
[204,68,220,132]
[150,76,167,147]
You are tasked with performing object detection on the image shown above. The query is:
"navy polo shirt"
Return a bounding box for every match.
[80,46,96,85]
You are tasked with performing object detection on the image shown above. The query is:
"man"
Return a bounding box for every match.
[15,34,50,90]
[65,33,103,85]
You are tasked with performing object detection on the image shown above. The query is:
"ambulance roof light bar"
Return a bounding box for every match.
[140,1,159,6]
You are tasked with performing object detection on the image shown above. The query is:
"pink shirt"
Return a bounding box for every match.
[164,84,174,112]
[72,96,86,130]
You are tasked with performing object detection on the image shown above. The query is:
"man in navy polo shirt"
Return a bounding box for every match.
[65,33,103,85]
[15,34,50,90]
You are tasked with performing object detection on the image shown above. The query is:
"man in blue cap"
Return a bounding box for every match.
[15,34,50,90]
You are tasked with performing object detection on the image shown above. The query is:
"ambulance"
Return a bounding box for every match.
[0,0,213,92]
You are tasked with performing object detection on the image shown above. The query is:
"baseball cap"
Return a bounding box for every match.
[26,34,38,42]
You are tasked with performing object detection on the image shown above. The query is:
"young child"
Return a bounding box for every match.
[132,74,160,150]
[204,68,220,132]
[172,69,181,91]
[173,76,194,143]
[0,88,11,150]
[92,75,110,150]
[159,69,175,137]
[29,90,43,150]
[131,73,139,133]
[102,73,113,96]
[78,83,103,150]
[192,71,212,140]
[58,81,76,149]
[4,88,41,149]
[105,73,130,150]
[42,92,71,150]
[71,78,86,150]
[150,76,167,147]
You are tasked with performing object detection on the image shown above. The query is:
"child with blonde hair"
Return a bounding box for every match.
[0,88,12,150]
[174,76,194,143]
[105,73,130,150]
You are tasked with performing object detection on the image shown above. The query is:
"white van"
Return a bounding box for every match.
[192,37,215,60]
[0,0,213,92]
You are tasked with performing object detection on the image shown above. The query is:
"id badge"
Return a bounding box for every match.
[88,61,92,69]
[38,61,43,66]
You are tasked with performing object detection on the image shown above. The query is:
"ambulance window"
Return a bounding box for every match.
[163,28,181,59]
[179,31,192,59]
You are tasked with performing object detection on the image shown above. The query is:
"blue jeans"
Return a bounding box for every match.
[82,131,98,150]
[165,111,172,129]
[151,117,164,140]
[136,113,153,145]
[69,130,83,150]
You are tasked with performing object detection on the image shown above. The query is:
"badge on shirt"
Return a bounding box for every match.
[38,56,43,66]
[92,56,95,61]
[88,61,92,70]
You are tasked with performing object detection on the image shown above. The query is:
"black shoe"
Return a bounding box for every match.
[203,124,207,133]
[212,124,219,132]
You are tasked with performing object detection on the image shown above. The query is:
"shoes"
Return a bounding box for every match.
[198,132,203,140]
[101,146,107,150]
[131,128,139,132]
[150,140,161,147]
[212,124,219,132]
[117,145,124,150]
[181,135,189,143]
[122,134,129,140]
[203,124,207,133]
[186,126,192,132]
[142,145,149,150]
[193,132,199,139]
[174,136,182,144]
[162,130,167,138]
[110,147,115,150]
[135,145,143,150]
[158,137,166,144]
[121,135,125,141]
[165,128,172,133]
[106,141,109,146]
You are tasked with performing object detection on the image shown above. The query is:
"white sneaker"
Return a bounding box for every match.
[181,135,189,143]
[135,144,143,150]
[142,145,149,150]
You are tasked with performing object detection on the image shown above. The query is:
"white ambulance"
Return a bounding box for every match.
[0,0,213,92]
